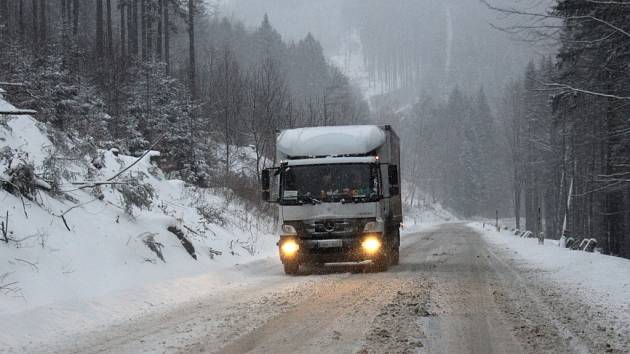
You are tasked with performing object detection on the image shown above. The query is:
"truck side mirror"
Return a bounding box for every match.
[261,169,272,202]
[388,165,399,186]
[389,185,400,196]
[262,169,271,190]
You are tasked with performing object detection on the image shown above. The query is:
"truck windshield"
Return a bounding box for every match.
[281,164,379,204]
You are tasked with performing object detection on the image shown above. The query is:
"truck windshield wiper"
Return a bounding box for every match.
[342,195,380,204]
[297,195,322,205]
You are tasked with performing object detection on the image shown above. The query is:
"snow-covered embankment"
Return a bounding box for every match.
[471,222,630,335]
[0,97,278,350]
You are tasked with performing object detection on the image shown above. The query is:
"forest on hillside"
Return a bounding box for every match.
[2,0,630,259]
[495,1,630,258]
[0,0,368,202]
[319,0,630,259]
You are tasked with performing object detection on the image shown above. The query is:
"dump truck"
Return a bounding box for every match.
[261,125,402,274]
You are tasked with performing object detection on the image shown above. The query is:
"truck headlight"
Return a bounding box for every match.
[281,240,300,256]
[362,236,382,254]
[282,224,297,235]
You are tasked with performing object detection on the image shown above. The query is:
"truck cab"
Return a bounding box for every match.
[261,125,402,274]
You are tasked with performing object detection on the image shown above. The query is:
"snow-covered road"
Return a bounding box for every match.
[9,224,630,353]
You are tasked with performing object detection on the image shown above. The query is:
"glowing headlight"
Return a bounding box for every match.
[281,240,300,256]
[362,236,382,254]
[282,224,297,235]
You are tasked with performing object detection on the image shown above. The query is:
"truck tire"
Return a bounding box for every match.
[370,253,389,272]
[390,246,400,266]
[390,227,401,266]
[283,262,299,275]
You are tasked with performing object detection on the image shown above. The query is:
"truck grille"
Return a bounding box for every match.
[296,219,371,239]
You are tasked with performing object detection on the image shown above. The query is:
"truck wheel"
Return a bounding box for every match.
[390,246,400,266]
[370,253,389,272]
[283,262,299,275]
[390,227,401,266]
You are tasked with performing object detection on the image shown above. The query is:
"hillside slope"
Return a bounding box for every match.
[0,97,277,316]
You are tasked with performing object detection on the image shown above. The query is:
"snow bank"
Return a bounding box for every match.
[277,125,386,158]
[0,97,278,346]
[401,182,457,234]
[471,222,630,328]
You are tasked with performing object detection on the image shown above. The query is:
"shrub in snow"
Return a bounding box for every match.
[115,181,155,217]
[197,205,226,227]
[91,152,105,170]
[5,163,36,199]
[141,233,165,262]
[0,146,13,166]
[41,149,65,195]
[1,212,11,243]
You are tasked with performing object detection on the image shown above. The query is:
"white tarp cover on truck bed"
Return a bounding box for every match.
[277,125,386,158]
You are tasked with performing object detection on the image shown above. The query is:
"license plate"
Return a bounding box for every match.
[317,239,343,248]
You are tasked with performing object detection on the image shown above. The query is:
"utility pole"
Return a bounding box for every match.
[496,210,499,232]
[537,207,544,245]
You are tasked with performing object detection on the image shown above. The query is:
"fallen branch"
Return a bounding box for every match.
[0,82,26,87]
[208,248,223,259]
[106,135,164,182]
[0,272,20,295]
[0,110,37,115]
[61,181,128,193]
[1,211,8,243]
[54,197,100,218]
[0,281,18,293]
[59,135,164,192]
[543,82,630,101]
[183,225,200,236]
[14,258,39,272]
[10,232,43,243]
[168,226,197,260]
[141,233,165,263]
[53,197,100,231]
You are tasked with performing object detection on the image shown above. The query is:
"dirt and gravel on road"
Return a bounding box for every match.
[49,224,629,354]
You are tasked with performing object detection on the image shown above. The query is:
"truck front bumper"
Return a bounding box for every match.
[278,234,385,264]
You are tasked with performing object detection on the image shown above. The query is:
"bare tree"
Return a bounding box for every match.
[96,0,104,57]
[188,0,196,99]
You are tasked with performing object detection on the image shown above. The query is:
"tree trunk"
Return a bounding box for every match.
[188,0,196,99]
[61,0,66,27]
[0,0,8,40]
[96,0,104,57]
[131,0,138,56]
[163,0,169,72]
[127,0,134,56]
[39,0,46,42]
[156,0,162,60]
[120,0,126,57]
[65,0,71,25]
[514,185,521,230]
[72,0,78,36]
[106,0,113,57]
[140,0,146,60]
[31,0,37,39]
[18,0,24,40]
[146,0,153,61]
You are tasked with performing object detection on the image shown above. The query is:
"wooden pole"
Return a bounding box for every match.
[496,210,499,232]
[0,110,37,115]
[538,207,544,245]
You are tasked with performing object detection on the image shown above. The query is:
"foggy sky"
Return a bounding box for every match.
[217,0,548,103]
